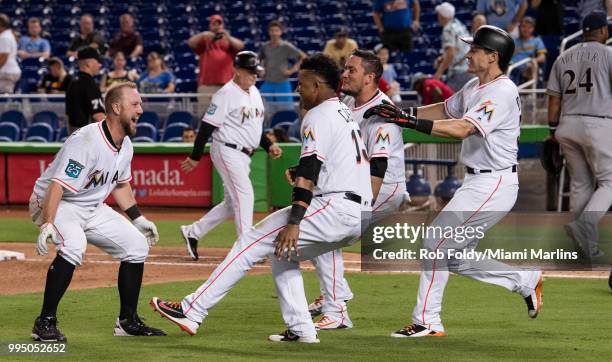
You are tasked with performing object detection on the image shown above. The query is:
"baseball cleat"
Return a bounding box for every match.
[524,272,543,319]
[314,315,352,330]
[180,225,199,260]
[268,329,320,343]
[113,314,166,336]
[149,297,199,335]
[308,295,324,317]
[31,316,67,342]
[390,324,446,338]
[565,223,604,259]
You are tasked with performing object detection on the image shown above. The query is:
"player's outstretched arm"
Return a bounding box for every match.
[113,183,159,246]
[36,181,65,255]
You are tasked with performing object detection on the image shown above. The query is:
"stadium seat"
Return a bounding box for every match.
[162,123,189,142]
[56,127,68,142]
[32,111,59,129]
[270,110,298,128]
[25,123,54,142]
[0,122,20,141]
[166,111,194,127]
[133,123,158,142]
[139,111,161,128]
[0,110,27,130]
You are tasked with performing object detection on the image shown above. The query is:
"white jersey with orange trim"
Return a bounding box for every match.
[444,76,520,171]
[33,121,133,209]
[204,80,265,151]
[300,97,372,202]
[343,90,406,184]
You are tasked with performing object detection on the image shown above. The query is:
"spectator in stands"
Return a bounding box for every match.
[412,74,454,105]
[323,30,359,68]
[37,57,71,94]
[17,17,50,60]
[433,2,474,91]
[67,14,107,57]
[577,0,612,21]
[137,52,175,94]
[530,0,563,36]
[101,51,139,92]
[510,16,546,83]
[108,14,143,59]
[476,0,528,36]
[471,14,487,35]
[182,127,196,143]
[188,14,244,117]
[374,44,402,102]
[259,20,306,108]
[0,13,20,93]
[65,47,104,134]
[373,0,421,53]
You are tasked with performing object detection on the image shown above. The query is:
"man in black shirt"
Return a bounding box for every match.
[65,47,105,134]
[66,14,107,57]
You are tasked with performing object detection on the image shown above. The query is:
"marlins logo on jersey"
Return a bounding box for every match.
[475,100,494,122]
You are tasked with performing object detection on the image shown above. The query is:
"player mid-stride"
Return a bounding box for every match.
[366,26,542,337]
[179,51,282,260]
[150,54,372,343]
[29,82,166,342]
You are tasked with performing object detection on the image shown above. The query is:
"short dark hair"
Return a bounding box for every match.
[351,49,383,83]
[268,20,283,31]
[105,81,137,112]
[300,53,340,91]
[183,127,194,133]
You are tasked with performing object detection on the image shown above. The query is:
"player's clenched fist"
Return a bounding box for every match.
[36,222,58,256]
[180,157,200,173]
[133,216,160,246]
[268,144,283,159]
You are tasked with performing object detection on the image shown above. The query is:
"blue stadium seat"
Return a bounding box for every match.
[139,111,161,128]
[0,110,27,130]
[32,111,59,129]
[56,127,68,142]
[0,122,21,141]
[133,123,158,142]
[25,123,54,142]
[162,123,189,142]
[166,111,194,127]
[175,80,197,93]
[270,110,298,128]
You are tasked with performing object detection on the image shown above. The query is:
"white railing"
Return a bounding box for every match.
[560,16,612,53]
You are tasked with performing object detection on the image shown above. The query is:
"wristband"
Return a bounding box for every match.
[414,119,434,135]
[124,204,142,221]
[292,186,313,204]
[288,204,307,225]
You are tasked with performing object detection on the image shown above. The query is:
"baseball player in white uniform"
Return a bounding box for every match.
[29,82,165,342]
[367,26,542,337]
[307,49,407,330]
[547,11,612,262]
[179,51,282,260]
[151,54,372,343]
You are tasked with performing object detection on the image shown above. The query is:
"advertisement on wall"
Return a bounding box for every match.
[5,154,212,207]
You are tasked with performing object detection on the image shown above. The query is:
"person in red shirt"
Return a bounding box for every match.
[188,14,245,117]
[412,75,454,104]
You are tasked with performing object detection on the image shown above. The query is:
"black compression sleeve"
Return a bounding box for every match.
[260,132,273,152]
[190,122,217,161]
[295,154,323,184]
[370,157,388,178]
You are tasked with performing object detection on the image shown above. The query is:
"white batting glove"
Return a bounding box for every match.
[36,223,58,256]
[133,216,159,246]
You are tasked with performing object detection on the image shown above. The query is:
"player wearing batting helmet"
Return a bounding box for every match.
[366,25,543,337]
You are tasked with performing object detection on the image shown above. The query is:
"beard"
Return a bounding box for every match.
[121,116,137,137]
[341,85,358,96]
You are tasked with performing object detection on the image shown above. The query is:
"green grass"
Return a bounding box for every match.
[1,273,611,361]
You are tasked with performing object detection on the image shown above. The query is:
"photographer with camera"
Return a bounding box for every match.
[188,14,245,117]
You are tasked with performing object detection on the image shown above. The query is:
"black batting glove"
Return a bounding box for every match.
[364,99,417,129]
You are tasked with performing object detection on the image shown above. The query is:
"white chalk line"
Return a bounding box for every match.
[20,258,609,279]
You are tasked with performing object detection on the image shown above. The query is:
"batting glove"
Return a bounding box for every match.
[133,216,160,246]
[364,99,417,129]
[36,222,58,256]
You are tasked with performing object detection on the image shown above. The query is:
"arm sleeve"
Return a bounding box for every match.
[476,0,486,13]
[260,132,273,152]
[444,86,464,118]
[546,60,561,96]
[49,136,93,193]
[373,0,383,12]
[87,83,105,115]
[300,113,329,163]
[370,157,388,178]
[117,145,133,183]
[441,28,455,49]
[201,90,228,127]
[536,37,547,54]
[190,121,217,161]
[368,122,395,159]
[135,33,143,46]
[42,39,51,53]
[286,42,302,58]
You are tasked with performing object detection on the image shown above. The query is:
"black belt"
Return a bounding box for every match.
[466,165,517,174]
[224,143,254,157]
[315,191,362,204]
